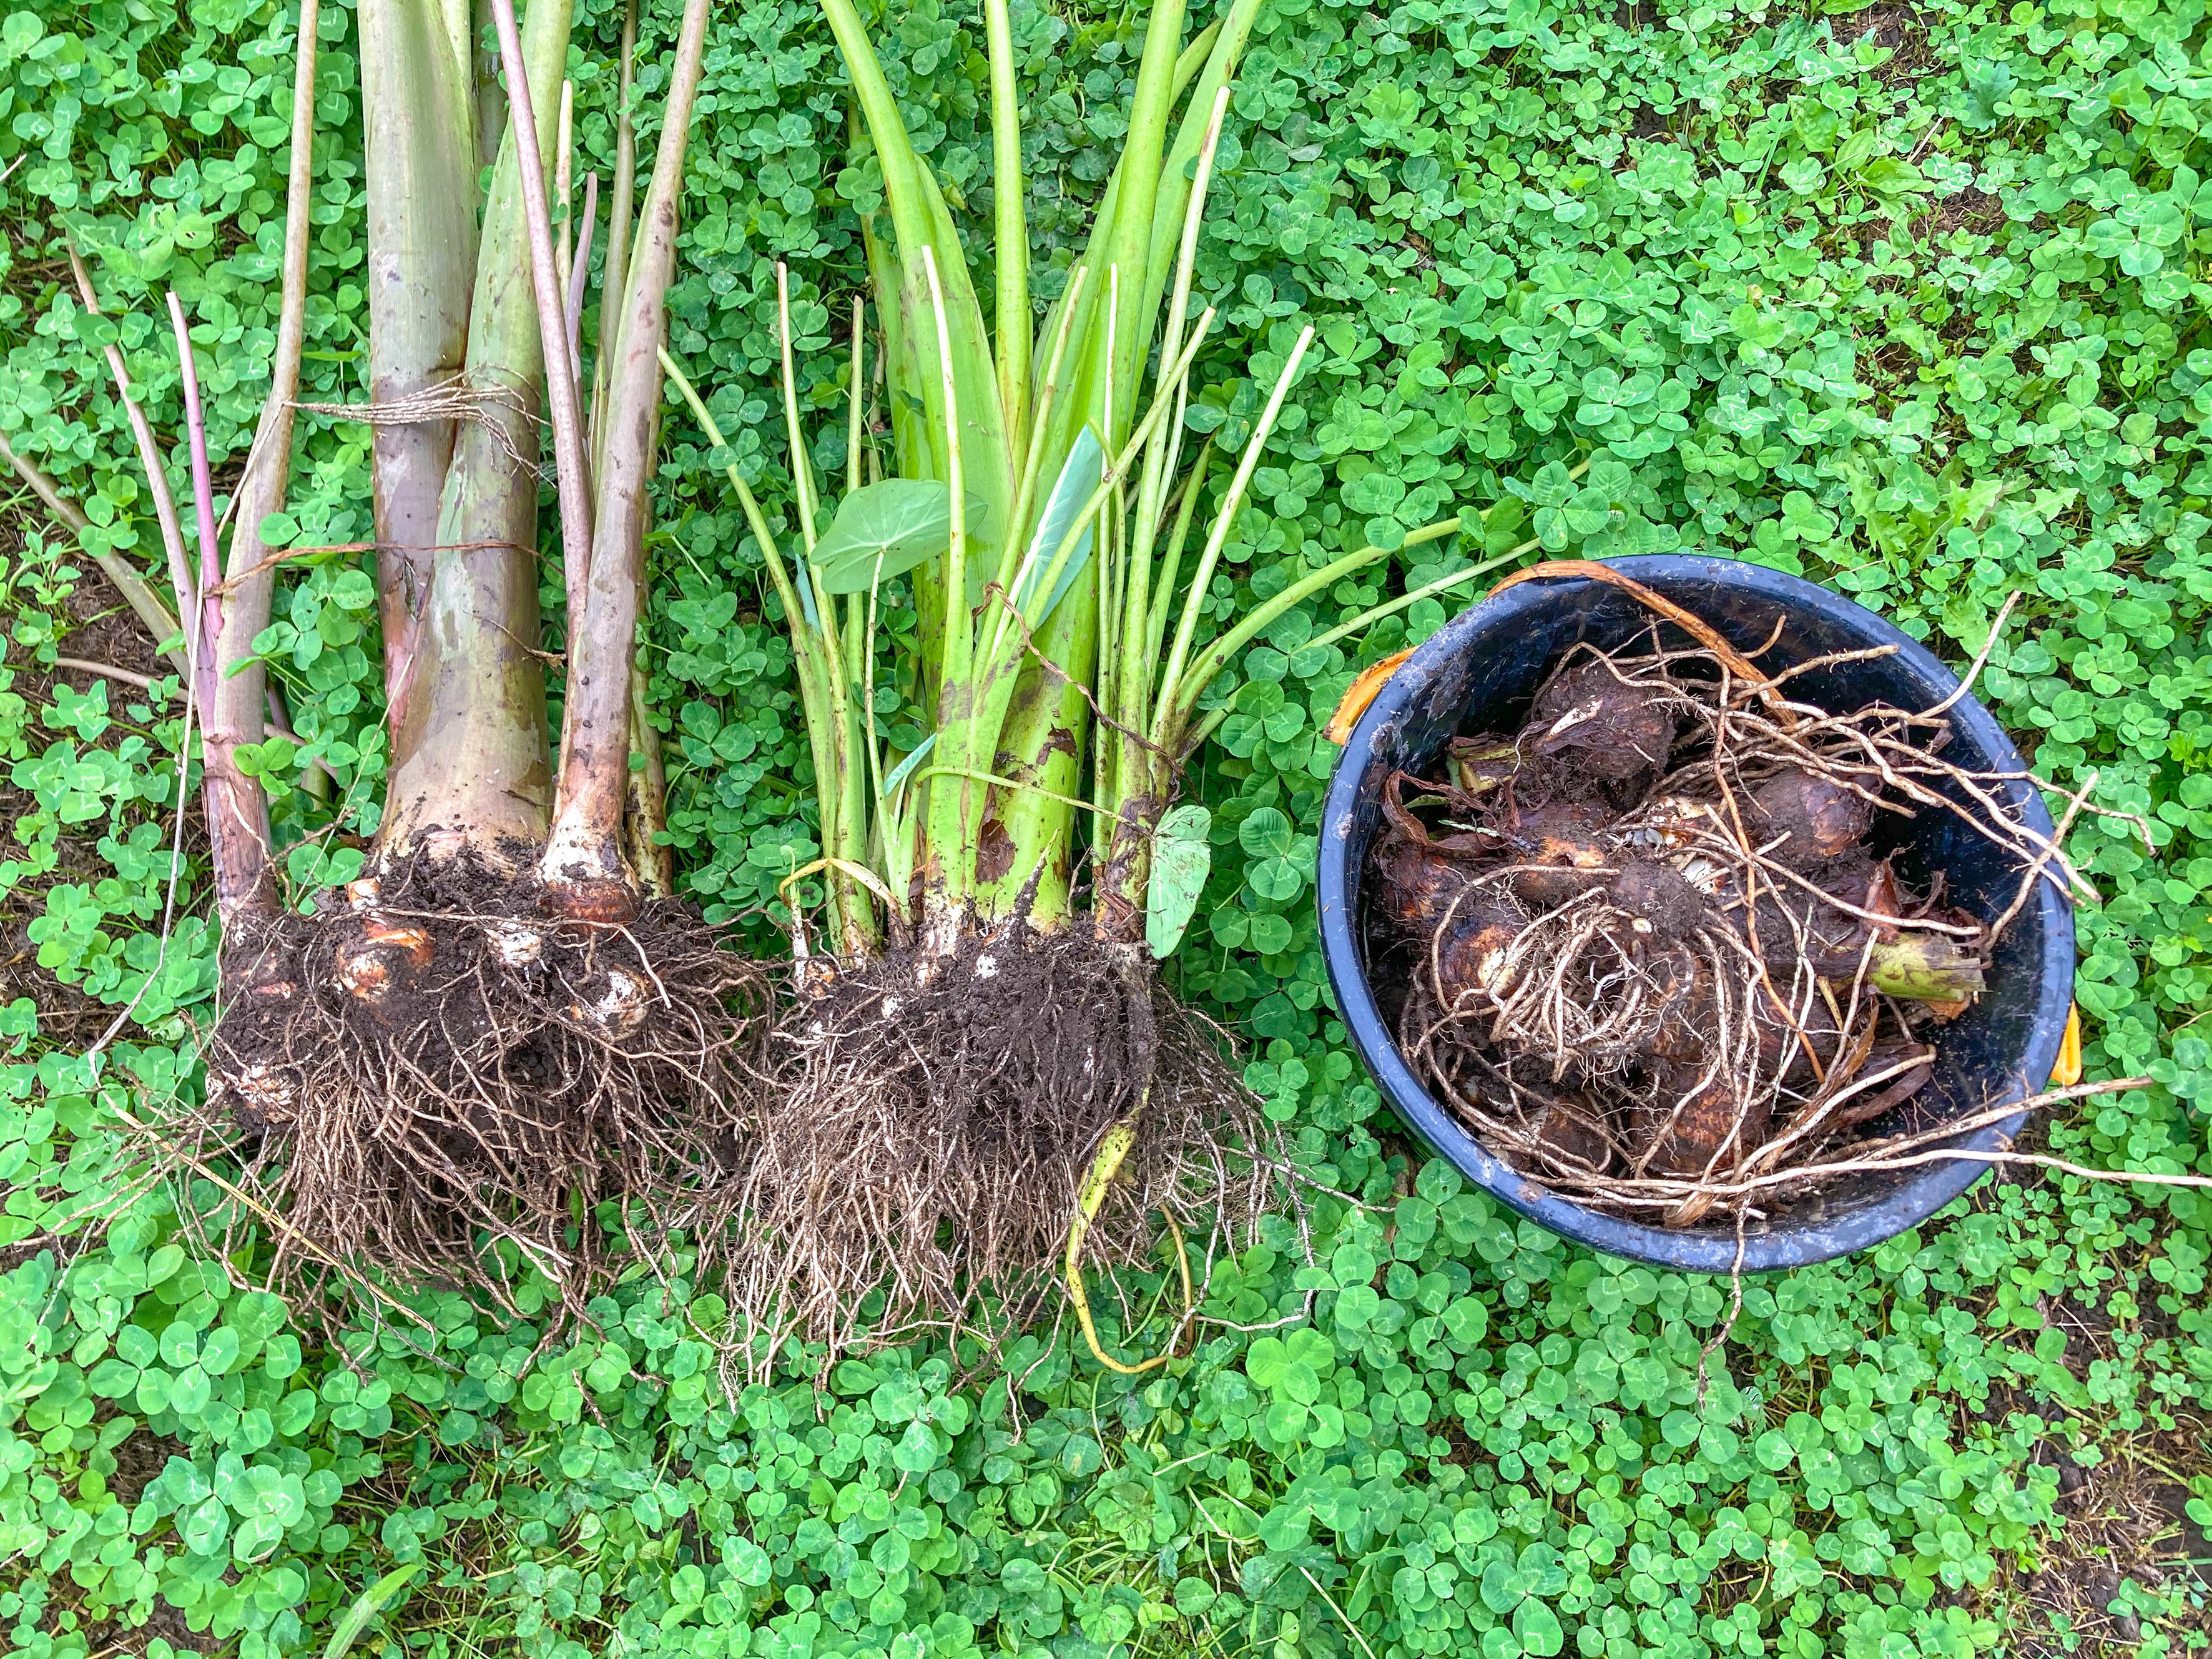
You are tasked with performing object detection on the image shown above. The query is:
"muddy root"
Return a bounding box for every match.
[715,920,1281,1366]
[172,850,769,1309]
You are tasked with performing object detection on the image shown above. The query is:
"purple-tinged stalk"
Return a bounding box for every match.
[360,0,478,739]
[164,291,272,921]
[538,0,713,922]
[172,0,760,1306]
[188,0,322,923]
[483,0,593,606]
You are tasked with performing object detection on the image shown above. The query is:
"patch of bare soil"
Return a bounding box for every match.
[21,1415,208,1655]
[1992,1420,2212,1653]
[68,1597,214,1657]
[0,1223,103,1274]
[104,1424,189,1507]
[1842,3,1934,87]
[1915,185,2010,248]
[1962,1279,2212,1655]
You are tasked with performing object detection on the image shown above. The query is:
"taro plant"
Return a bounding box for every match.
[165,0,764,1303]
[665,0,1515,1359]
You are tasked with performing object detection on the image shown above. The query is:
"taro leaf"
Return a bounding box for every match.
[794,557,822,631]
[810,479,955,595]
[323,1563,421,1659]
[1146,804,1212,960]
[1008,426,1104,622]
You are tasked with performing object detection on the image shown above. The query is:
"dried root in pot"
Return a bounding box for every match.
[1369,618,2077,1231]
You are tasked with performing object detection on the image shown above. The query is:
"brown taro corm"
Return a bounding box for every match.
[1367,641,1987,1211]
[1741,769,1874,870]
[1525,657,1679,804]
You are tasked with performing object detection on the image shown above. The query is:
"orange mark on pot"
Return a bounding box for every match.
[1325,648,1415,745]
[2051,1003,2082,1087]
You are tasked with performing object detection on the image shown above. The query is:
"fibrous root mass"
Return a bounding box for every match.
[716,920,1277,1364]
[189,850,767,1305]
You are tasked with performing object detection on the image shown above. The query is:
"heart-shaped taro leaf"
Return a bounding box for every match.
[810,478,964,595]
[1146,804,1212,960]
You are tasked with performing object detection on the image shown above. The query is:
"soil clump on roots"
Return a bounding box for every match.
[719,920,1277,1364]
[184,850,767,1306]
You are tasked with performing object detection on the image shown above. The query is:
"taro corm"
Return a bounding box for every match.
[162,0,765,1307]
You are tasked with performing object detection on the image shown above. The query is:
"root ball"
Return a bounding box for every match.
[184,850,769,1307]
[717,921,1280,1362]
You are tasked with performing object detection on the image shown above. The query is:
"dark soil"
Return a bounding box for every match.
[177,847,769,1310]
[1847,2,1934,86]
[1922,185,2009,244]
[718,918,1278,1361]
[0,1224,104,1275]
[104,1422,189,1506]
[1992,1417,2212,1653]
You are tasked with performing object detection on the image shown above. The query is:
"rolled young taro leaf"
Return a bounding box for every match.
[1005,425,1104,622]
[1450,737,1521,795]
[880,732,938,804]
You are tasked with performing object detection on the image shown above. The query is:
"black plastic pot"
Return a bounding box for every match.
[1315,555,2076,1274]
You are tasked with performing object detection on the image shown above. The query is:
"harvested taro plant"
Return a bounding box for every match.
[1367,566,2089,1231]
[662,0,1488,1360]
[159,0,765,1304]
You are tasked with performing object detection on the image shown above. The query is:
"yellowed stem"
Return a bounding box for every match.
[1066,1115,1193,1376]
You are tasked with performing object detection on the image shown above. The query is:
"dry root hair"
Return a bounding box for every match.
[162,850,769,1314]
[712,920,1282,1372]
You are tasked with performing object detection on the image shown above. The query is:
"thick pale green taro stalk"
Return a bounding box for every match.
[176,0,764,1302]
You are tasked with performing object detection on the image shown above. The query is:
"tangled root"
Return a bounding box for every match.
[175,850,769,1309]
[715,920,1281,1366]
[1374,623,2051,1230]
